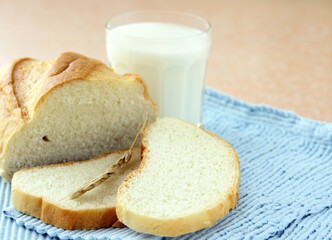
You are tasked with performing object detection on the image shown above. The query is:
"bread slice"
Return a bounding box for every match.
[116,118,240,237]
[0,52,158,181]
[11,147,141,230]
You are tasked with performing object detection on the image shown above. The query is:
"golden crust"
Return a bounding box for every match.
[32,52,103,113]
[116,119,240,237]
[11,184,118,230]
[0,52,158,181]
[112,220,127,228]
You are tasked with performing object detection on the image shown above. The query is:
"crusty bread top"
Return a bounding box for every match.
[0,52,156,175]
[0,53,103,121]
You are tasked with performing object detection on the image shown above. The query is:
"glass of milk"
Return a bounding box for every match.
[105,11,211,125]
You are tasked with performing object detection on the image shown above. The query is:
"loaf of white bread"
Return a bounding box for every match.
[11,147,141,229]
[0,52,158,181]
[117,118,240,236]
[5,52,240,236]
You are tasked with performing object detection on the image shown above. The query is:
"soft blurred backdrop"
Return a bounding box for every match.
[0,0,331,122]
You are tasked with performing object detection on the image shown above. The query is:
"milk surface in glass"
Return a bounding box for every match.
[106,22,210,125]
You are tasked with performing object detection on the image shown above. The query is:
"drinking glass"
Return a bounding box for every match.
[105,11,211,125]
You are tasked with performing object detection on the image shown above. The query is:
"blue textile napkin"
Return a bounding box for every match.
[1,88,331,240]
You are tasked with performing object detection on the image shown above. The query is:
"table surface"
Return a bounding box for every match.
[0,0,331,122]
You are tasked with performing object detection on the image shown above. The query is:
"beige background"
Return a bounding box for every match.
[0,0,331,122]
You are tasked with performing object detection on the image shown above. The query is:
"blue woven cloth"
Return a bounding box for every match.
[1,88,332,240]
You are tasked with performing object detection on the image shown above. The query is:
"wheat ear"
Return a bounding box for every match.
[68,113,148,200]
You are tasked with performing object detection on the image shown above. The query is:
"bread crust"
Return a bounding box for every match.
[0,52,157,181]
[10,148,138,230]
[11,184,118,230]
[116,119,240,237]
[112,220,127,228]
[0,53,100,160]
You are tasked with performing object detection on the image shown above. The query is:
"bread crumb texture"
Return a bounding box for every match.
[117,118,240,237]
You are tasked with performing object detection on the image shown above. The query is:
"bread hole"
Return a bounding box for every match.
[42,136,50,142]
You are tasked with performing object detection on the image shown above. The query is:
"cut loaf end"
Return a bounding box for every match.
[117,118,240,237]
[0,52,158,181]
[11,147,141,230]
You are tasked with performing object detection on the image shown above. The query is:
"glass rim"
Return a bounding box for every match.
[105,10,211,41]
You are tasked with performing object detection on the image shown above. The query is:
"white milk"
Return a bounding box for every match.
[106,22,210,125]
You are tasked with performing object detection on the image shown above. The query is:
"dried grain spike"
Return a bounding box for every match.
[68,113,148,200]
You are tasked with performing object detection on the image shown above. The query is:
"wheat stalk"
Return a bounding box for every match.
[68,114,148,200]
